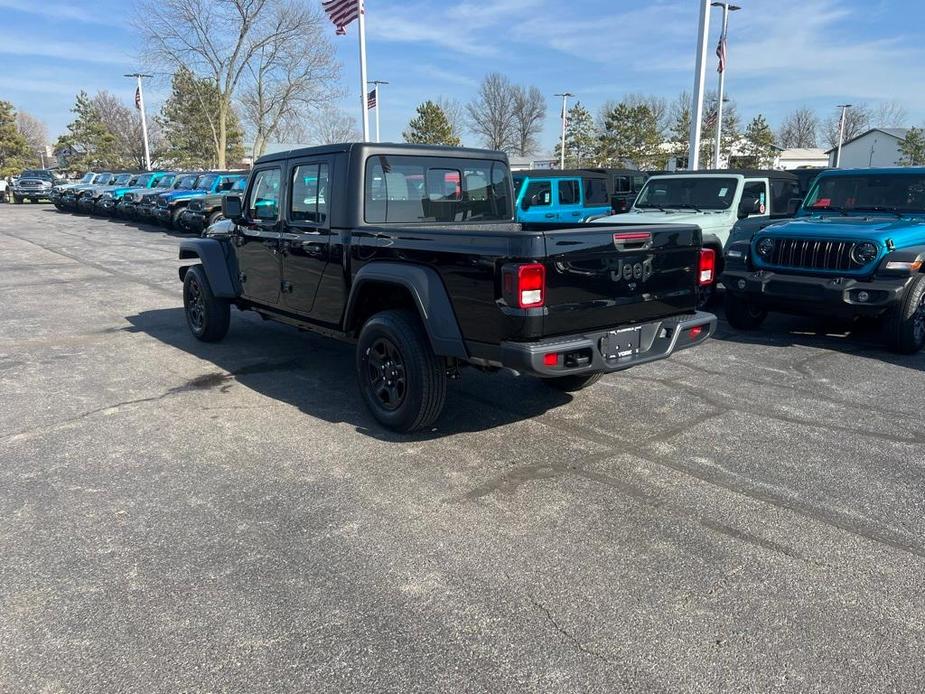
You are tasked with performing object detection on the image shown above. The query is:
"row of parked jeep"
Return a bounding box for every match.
[49,169,247,233]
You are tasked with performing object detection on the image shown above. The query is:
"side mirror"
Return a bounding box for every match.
[738,197,759,219]
[222,194,243,222]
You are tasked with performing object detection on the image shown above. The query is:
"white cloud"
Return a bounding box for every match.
[0,35,131,65]
[0,0,117,25]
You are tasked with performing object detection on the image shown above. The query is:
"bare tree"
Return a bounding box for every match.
[466,73,517,152]
[436,97,465,144]
[511,85,546,156]
[778,107,819,148]
[15,111,48,159]
[91,91,164,169]
[238,2,340,160]
[136,0,336,168]
[821,104,871,149]
[289,106,361,145]
[872,100,908,128]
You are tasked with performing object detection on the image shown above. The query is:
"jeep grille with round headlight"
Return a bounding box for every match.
[756,237,775,259]
[850,242,878,266]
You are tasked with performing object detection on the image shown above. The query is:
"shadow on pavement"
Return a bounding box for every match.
[125,307,573,441]
[709,297,925,370]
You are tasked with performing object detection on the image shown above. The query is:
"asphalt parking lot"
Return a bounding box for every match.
[1,203,924,692]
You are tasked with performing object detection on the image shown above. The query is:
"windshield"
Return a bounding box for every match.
[365,155,513,224]
[175,175,198,190]
[134,174,154,187]
[231,177,247,192]
[80,172,95,183]
[158,175,176,188]
[635,177,738,211]
[195,174,217,190]
[21,170,53,180]
[112,174,133,185]
[95,174,114,185]
[803,174,925,214]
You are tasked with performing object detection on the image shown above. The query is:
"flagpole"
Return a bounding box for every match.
[125,73,152,170]
[358,2,370,141]
[688,0,711,170]
[711,2,740,169]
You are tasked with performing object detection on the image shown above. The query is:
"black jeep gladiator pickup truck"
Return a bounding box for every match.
[178,143,716,432]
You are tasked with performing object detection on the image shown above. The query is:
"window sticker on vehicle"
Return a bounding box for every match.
[719,187,728,197]
[759,192,766,214]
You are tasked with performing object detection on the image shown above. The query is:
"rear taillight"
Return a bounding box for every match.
[502,262,546,309]
[698,248,716,286]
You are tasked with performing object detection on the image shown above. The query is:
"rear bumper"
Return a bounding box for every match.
[500,311,717,377]
[722,269,910,317]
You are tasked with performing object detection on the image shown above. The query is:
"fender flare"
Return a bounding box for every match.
[875,244,925,278]
[345,262,468,359]
[178,238,239,298]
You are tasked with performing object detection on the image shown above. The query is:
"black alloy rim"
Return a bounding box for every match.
[366,338,407,411]
[186,276,205,332]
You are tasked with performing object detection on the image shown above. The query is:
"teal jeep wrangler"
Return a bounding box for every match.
[723,168,925,353]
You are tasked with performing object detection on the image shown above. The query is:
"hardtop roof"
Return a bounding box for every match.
[648,169,798,180]
[255,142,508,165]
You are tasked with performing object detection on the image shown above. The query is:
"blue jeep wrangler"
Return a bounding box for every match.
[723,167,925,353]
[513,170,612,224]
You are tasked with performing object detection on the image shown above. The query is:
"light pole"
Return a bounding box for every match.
[367,80,389,143]
[835,104,852,168]
[688,0,712,170]
[711,2,740,169]
[555,92,573,169]
[125,73,152,170]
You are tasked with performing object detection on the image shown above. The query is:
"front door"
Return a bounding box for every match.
[236,166,282,306]
[281,159,332,316]
[519,179,554,223]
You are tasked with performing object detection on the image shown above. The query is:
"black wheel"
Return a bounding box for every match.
[884,274,925,354]
[724,291,767,330]
[170,206,186,229]
[356,310,447,433]
[183,265,230,342]
[207,210,224,227]
[13,195,22,204]
[545,372,603,392]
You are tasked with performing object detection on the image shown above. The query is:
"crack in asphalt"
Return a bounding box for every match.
[528,597,615,665]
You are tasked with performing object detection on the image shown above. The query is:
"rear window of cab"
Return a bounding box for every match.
[365,155,513,224]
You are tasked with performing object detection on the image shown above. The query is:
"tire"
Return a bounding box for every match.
[183,265,230,342]
[356,309,447,433]
[170,206,186,229]
[884,274,925,354]
[545,372,603,392]
[207,210,224,227]
[724,291,767,330]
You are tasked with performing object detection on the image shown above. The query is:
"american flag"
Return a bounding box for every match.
[705,109,718,129]
[716,29,727,73]
[323,0,362,35]
[367,88,377,110]
[134,86,141,110]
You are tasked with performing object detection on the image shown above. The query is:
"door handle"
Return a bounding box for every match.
[544,213,555,219]
[570,211,581,216]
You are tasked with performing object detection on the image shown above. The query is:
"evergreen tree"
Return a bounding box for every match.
[54,91,120,170]
[742,114,778,168]
[0,101,31,176]
[158,67,244,169]
[403,101,460,146]
[597,102,661,169]
[554,101,597,168]
[898,128,925,166]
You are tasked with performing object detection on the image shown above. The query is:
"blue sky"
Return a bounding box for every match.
[1,0,924,153]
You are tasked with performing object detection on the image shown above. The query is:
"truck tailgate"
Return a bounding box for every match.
[542,224,701,336]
